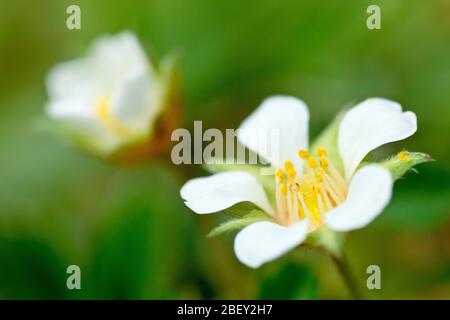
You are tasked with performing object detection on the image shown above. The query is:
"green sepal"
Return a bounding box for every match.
[379,151,433,180]
[307,225,344,257]
[207,210,273,238]
[310,110,346,176]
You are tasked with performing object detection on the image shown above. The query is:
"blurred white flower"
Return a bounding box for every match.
[45,31,177,159]
[181,96,420,268]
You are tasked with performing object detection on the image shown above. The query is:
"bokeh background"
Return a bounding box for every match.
[0,0,449,299]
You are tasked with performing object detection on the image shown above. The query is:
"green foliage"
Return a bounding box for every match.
[258,262,318,300]
[87,207,152,299]
[376,165,450,231]
[0,237,67,299]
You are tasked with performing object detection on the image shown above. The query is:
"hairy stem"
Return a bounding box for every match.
[330,253,363,300]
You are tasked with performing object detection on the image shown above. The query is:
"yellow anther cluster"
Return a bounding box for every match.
[297,147,329,169]
[275,146,348,230]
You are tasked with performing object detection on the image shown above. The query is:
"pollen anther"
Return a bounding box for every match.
[287,168,297,179]
[275,148,347,231]
[320,156,329,168]
[398,151,411,162]
[298,150,309,159]
[284,161,294,171]
[316,147,327,157]
[275,168,285,181]
[307,156,318,168]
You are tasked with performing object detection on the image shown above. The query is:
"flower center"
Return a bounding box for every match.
[95,95,132,137]
[275,147,348,231]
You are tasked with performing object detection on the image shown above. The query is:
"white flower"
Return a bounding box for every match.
[181,96,417,268]
[45,31,166,156]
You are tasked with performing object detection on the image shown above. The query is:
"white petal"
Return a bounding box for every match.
[180,171,275,216]
[46,59,101,101]
[89,31,151,85]
[110,68,158,133]
[46,31,152,103]
[45,99,121,153]
[338,98,417,179]
[237,96,309,170]
[234,220,308,268]
[325,165,393,232]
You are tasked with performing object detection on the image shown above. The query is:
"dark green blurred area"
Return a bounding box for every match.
[0,0,449,299]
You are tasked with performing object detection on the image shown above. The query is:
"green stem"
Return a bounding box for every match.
[330,253,363,300]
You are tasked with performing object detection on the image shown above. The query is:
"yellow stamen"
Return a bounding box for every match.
[290,182,300,192]
[284,161,294,171]
[96,95,131,137]
[298,149,309,159]
[320,187,332,211]
[316,147,327,157]
[307,156,318,168]
[279,184,288,195]
[313,183,322,194]
[316,170,324,183]
[287,168,297,179]
[320,156,328,168]
[275,147,348,231]
[275,168,285,181]
[297,201,305,219]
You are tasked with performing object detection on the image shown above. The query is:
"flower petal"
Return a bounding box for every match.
[237,96,309,170]
[338,98,417,179]
[325,165,393,232]
[234,220,308,268]
[46,99,121,153]
[180,171,275,216]
[46,59,101,101]
[89,31,151,84]
[110,68,158,133]
[46,31,151,102]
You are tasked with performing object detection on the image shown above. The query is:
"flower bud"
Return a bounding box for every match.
[45,31,181,163]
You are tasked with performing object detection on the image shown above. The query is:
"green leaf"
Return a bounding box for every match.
[84,166,193,299]
[0,237,67,299]
[310,110,346,176]
[87,206,152,299]
[258,262,318,300]
[207,210,272,237]
[375,165,450,231]
[379,151,434,180]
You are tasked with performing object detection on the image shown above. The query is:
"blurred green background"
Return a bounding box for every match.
[0,0,449,299]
